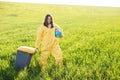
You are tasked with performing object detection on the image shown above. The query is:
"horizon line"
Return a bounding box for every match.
[0,0,120,8]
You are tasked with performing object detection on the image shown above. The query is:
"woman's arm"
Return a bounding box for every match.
[35,25,44,49]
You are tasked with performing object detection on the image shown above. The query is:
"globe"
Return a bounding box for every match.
[55,29,62,37]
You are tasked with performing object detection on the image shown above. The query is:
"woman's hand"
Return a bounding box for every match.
[35,48,39,53]
[56,35,63,38]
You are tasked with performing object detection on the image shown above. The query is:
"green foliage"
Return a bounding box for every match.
[0,2,120,80]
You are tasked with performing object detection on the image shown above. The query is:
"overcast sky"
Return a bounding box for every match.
[0,0,120,7]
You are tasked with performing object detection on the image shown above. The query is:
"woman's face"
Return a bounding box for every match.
[47,16,52,24]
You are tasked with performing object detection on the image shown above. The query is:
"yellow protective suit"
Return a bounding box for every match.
[35,24,64,69]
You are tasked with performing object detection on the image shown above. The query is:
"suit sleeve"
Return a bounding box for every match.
[35,26,44,48]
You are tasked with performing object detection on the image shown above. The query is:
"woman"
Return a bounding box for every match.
[35,14,64,70]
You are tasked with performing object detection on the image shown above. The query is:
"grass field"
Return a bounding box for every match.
[0,1,120,80]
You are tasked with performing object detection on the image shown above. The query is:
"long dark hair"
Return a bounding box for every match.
[43,14,54,28]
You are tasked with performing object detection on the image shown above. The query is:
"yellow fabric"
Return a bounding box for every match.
[35,24,64,50]
[35,24,64,68]
[17,46,36,54]
[39,42,63,68]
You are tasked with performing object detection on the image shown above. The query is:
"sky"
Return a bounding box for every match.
[0,0,120,7]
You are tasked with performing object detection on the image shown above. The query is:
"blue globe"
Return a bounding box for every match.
[55,29,62,37]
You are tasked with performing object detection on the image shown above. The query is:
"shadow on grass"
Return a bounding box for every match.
[23,61,41,80]
[0,53,42,80]
[0,53,19,80]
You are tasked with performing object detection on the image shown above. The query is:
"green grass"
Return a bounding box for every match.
[0,1,120,80]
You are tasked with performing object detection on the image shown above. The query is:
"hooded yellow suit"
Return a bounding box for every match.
[35,24,64,69]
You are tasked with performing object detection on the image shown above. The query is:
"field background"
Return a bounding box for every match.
[0,2,120,80]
